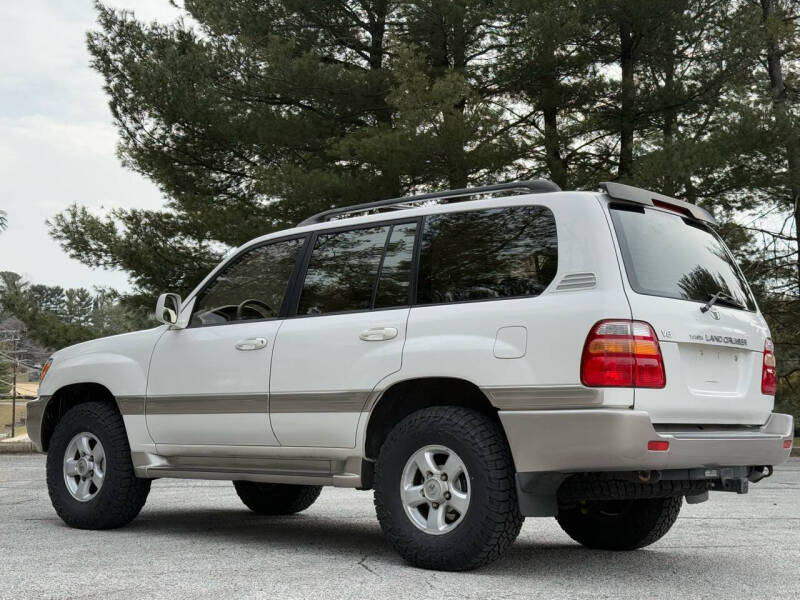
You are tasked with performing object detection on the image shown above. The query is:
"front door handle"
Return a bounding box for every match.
[359,327,398,342]
[235,337,268,351]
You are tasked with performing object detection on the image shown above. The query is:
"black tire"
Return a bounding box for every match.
[46,402,151,529]
[233,481,322,515]
[374,406,523,571]
[556,495,682,550]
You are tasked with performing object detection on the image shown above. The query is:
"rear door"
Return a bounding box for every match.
[608,204,771,425]
[269,220,418,447]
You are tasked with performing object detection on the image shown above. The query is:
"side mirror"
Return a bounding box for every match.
[155,293,182,325]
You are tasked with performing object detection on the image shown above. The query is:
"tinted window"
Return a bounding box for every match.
[610,206,755,310]
[374,222,417,309]
[191,238,303,326]
[417,206,558,304]
[298,226,390,315]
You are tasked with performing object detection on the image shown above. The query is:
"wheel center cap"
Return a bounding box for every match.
[76,458,91,476]
[423,478,445,501]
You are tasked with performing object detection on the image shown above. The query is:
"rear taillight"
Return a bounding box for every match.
[581,320,666,388]
[761,338,777,395]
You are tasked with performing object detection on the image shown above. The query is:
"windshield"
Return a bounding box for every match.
[609,205,756,311]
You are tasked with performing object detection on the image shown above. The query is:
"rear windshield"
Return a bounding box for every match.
[609,205,756,311]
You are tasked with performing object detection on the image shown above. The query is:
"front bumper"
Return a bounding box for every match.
[499,409,793,473]
[25,396,47,452]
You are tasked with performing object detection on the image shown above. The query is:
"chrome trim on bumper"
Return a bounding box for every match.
[483,385,602,410]
[25,396,48,452]
[499,409,794,473]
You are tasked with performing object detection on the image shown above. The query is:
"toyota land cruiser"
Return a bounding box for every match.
[28,180,793,571]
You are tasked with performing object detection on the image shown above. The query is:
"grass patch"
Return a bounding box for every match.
[2,424,28,439]
[0,402,27,435]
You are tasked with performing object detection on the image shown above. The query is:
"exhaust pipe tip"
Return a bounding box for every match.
[637,470,662,483]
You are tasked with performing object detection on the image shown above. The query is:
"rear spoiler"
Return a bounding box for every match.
[599,181,718,226]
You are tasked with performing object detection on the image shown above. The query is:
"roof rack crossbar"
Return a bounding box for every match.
[298,179,560,226]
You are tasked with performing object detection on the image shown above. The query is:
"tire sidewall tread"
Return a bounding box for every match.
[556,493,682,551]
[374,406,523,571]
[233,481,322,515]
[46,401,150,530]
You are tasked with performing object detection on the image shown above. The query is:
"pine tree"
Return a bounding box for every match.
[0,347,11,397]
[496,0,610,189]
[50,1,524,302]
[0,272,149,349]
[755,0,800,291]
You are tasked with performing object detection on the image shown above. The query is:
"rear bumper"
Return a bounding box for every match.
[499,409,793,473]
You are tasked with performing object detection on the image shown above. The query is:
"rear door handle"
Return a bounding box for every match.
[235,337,268,351]
[359,327,398,342]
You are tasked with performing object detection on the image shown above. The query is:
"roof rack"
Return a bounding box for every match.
[600,181,717,225]
[297,179,560,226]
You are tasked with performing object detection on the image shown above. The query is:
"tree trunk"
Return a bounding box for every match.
[367,0,388,71]
[424,1,469,190]
[618,19,636,180]
[446,1,468,190]
[367,0,401,197]
[661,35,677,196]
[761,0,800,291]
[543,102,567,189]
[540,37,568,189]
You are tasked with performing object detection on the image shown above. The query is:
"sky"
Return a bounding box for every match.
[0,1,183,291]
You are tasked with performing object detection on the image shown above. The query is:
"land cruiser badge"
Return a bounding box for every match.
[689,333,748,346]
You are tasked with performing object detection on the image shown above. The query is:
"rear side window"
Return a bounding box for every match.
[298,225,390,315]
[416,206,558,305]
[610,206,756,310]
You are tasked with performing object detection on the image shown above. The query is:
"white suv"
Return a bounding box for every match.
[29,180,793,570]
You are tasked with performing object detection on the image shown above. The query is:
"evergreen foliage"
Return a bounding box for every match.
[0,348,11,396]
[0,272,150,349]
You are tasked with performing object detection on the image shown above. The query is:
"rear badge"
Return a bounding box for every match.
[689,333,748,346]
[709,310,720,320]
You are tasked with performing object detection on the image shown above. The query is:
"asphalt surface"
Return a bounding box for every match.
[1,455,798,600]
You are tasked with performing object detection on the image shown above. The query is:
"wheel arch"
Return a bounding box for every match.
[40,382,121,452]
[364,376,502,462]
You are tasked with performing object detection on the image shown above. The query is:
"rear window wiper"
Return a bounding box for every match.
[700,290,746,312]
